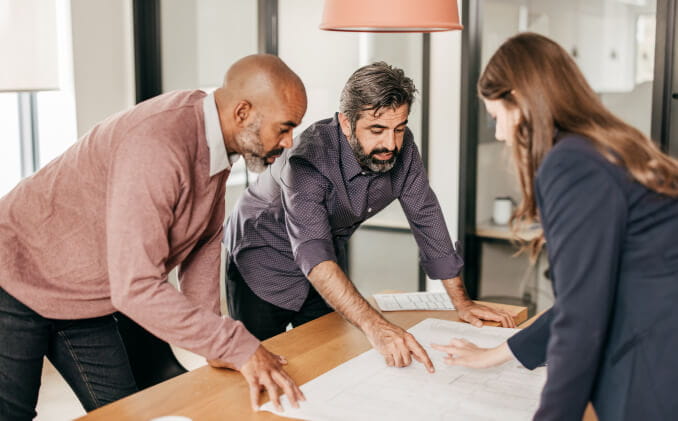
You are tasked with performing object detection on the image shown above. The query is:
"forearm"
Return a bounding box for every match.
[441,276,474,307]
[307,260,387,333]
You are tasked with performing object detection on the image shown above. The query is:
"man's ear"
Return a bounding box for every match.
[338,112,352,139]
[233,100,252,127]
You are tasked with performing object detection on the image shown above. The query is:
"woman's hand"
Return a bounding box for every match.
[431,339,514,369]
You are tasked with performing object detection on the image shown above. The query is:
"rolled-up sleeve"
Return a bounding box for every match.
[398,142,463,279]
[106,136,259,369]
[279,158,336,276]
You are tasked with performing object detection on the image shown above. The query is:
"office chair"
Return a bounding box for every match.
[115,313,188,390]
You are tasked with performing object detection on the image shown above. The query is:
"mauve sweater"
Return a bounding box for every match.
[0,90,259,368]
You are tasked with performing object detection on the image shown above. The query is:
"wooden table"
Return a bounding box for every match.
[77,302,529,421]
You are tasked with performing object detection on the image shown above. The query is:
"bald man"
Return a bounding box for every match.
[0,54,306,419]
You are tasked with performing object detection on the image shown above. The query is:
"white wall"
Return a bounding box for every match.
[196,0,257,88]
[429,30,462,241]
[70,0,135,137]
[426,30,463,291]
[160,0,198,92]
[161,0,257,92]
[278,0,361,133]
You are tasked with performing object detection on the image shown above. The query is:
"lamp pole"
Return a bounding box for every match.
[17,91,40,177]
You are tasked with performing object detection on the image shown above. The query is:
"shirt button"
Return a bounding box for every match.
[368,208,372,213]
[361,171,367,175]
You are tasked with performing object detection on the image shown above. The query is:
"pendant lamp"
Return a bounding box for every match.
[320,0,463,33]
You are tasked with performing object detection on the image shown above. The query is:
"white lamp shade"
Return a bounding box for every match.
[0,0,60,91]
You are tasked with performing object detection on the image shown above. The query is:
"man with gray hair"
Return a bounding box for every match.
[224,62,515,372]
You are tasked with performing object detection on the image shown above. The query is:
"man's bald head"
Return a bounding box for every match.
[214,54,307,173]
[218,54,305,108]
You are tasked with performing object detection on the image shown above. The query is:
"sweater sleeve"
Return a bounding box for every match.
[106,136,259,369]
[178,187,225,317]
[532,148,626,421]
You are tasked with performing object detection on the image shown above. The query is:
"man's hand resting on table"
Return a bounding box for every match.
[208,345,305,412]
[455,300,517,328]
[365,319,436,373]
[443,277,517,328]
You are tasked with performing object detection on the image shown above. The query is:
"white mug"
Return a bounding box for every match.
[492,196,514,225]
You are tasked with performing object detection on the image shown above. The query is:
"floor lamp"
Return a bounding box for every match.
[0,0,60,177]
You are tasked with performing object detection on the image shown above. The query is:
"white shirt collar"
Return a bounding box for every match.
[203,91,240,176]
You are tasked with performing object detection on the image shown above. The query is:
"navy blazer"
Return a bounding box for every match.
[507,134,678,420]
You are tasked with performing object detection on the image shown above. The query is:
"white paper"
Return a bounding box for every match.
[373,292,455,311]
[261,319,546,421]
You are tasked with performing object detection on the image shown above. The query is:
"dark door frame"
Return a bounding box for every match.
[458,0,483,299]
[652,0,677,153]
[258,0,278,55]
[133,0,162,103]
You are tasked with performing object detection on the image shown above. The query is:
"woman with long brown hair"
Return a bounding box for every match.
[432,33,678,420]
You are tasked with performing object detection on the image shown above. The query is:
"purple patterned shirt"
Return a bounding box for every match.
[224,114,463,311]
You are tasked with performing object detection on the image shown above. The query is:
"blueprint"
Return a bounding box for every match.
[261,318,546,421]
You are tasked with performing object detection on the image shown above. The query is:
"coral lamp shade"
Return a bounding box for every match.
[320,0,463,33]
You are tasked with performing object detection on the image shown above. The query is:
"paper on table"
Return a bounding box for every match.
[261,319,546,421]
[373,292,455,311]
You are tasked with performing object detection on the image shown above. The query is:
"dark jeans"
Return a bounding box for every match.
[0,287,138,421]
[226,264,333,341]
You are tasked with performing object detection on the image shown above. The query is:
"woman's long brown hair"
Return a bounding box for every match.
[478,32,678,259]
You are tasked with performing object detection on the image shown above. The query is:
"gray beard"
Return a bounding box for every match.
[347,133,397,173]
[236,117,267,173]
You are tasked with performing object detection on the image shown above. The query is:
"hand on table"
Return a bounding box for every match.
[208,345,305,412]
[366,320,435,373]
[456,301,516,328]
[431,339,513,368]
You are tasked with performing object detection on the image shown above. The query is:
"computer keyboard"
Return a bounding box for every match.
[373,292,455,311]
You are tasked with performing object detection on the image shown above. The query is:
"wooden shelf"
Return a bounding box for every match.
[475,220,542,242]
